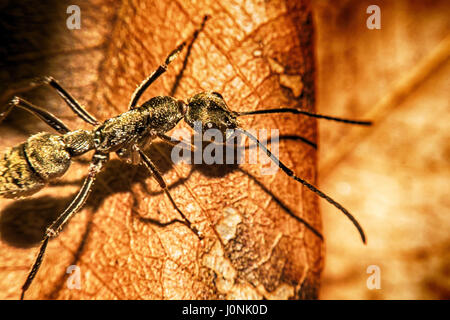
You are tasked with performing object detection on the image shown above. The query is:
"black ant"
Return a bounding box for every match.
[0,16,371,299]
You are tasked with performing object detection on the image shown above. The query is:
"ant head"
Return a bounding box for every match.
[184,91,239,134]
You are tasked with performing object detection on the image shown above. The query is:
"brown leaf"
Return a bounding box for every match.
[0,0,322,299]
[313,0,450,299]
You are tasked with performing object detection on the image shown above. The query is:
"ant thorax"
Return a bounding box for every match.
[93,96,184,154]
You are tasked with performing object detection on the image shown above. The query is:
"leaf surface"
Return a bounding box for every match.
[0,0,322,299]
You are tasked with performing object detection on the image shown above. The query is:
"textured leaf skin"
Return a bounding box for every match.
[0,0,322,300]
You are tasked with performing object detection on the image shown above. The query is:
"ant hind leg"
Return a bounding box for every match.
[1,76,98,126]
[20,152,108,300]
[2,96,71,134]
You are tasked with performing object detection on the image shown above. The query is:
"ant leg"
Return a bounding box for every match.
[20,152,108,300]
[46,153,108,236]
[2,76,99,125]
[157,133,196,152]
[2,96,71,134]
[42,76,99,125]
[20,236,49,300]
[128,15,209,110]
[169,15,209,96]
[136,146,203,239]
[127,43,186,110]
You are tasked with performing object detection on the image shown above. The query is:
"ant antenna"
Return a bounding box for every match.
[237,108,372,126]
[236,128,367,244]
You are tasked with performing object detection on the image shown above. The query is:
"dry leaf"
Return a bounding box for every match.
[0,0,322,299]
[313,0,450,299]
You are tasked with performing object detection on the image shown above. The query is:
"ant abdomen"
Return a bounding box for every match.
[0,132,71,199]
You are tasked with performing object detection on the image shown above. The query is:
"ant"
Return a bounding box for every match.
[0,16,371,300]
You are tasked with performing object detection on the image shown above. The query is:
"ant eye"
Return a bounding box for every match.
[211,92,223,99]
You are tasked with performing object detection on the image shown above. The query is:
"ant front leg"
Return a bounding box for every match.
[135,146,203,239]
[169,15,209,97]
[128,15,209,110]
[20,152,108,300]
[127,43,186,110]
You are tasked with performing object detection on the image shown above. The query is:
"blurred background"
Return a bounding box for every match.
[313,0,450,299]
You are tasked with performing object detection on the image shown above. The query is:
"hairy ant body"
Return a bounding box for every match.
[0,17,371,299]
